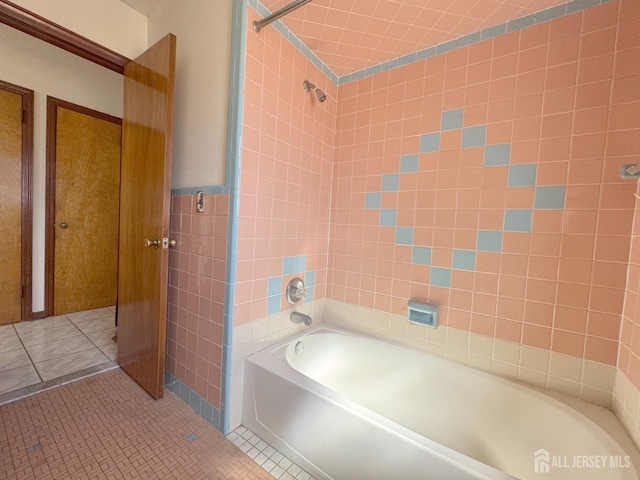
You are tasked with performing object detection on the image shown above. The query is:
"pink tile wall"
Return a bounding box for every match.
[167,194,228,409]
[233,7,337,324]
[330,0,639,366]
[615,0,640,386]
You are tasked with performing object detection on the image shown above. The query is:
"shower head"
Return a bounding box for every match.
[303,80,327,103]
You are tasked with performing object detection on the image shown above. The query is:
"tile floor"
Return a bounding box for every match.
[0,307,116,397]
[0,369,274,479]
[228,427,317,480]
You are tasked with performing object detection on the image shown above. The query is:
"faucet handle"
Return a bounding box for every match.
[294,285,307,300]
[286,277,307,304]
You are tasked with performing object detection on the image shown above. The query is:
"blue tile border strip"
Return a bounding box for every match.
[252,0,616,88]
[220,0,248,436]
[166,372,221,430]
[171,184,229,196]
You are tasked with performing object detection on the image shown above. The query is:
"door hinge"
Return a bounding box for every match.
[22,108,26,124]
[21,285,26,298]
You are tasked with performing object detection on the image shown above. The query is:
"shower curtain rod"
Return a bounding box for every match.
[253,0,312,32]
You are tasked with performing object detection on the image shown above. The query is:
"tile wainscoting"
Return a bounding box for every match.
[324,299,616,408]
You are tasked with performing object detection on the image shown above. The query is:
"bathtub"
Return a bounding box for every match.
[242,325,638,480]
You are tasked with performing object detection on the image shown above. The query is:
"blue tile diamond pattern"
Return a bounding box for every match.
[361,106,567,288]
[441,109,464,131]
[484,144,510,166]
[420,133,441,153]
[380,209,397,226]
[461,126,486,148]
[382,174,400,192]
[508,165,537,187]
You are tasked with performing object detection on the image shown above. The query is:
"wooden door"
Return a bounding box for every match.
[117,34,176,400]
[0,81,33,325]
[46,99,121,316]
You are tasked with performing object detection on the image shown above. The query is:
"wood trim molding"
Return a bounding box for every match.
[0,0,130,74]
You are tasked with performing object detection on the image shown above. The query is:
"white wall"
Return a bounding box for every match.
[0,23,124,313]
[148,0,231,188]
[2,0,231,312]
[11,0,148,58]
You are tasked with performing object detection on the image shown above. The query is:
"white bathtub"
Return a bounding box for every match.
[242,325,638,480]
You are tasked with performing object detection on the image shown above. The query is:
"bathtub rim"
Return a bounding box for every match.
[245,323,639,479]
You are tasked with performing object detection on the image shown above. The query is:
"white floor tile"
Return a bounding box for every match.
[25,334,94,364]
[0,365,41,395]
[84,326,117,346]
[0,326,21,353]
[66,307,114,324]
[0,347,32,373]
[99,342,117,361]
[35,348,109,381]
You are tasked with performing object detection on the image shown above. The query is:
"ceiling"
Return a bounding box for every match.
[120,0,569,77]
[263,0,570,77]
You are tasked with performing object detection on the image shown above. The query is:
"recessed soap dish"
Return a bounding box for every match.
[407,300,438,328]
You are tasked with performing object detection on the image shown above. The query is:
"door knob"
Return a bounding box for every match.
[144,237,161,248]
[59,222,69,229]
[145,237,177,249]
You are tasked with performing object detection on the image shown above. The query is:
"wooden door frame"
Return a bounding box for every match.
[0,79,34,322]
[0,0,129,73]
[44,97,122,317]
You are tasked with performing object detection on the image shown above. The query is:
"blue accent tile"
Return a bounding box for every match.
[481,23,507,40]
[395,227,414,245]
[420,133,441,153]
[462,126,486,148]
[268,277,281,297]
[382,174,400,192]
[484,144,511,166]
[508,164,537,187]
[398,52,417,67]
[412,246,432,266]
[186,433,198,443]
[536,4,567,23]
[415,47,436,61]
[504,210,533,232]
[477,231,503,253]
[453,250,476,271]
[305,270,315,287]
[567,0,599,13]
[188,390,202,414]
[201,402,214,425]
[441,109,464,131]
[304,286,314,304]
[507,14,535,32]
[380,209,397,226]
[400,154,419,173]
[436,39,458,54]
[267,295,281,315]
[458,32,481,47]
[283,257,297,275]
[430,268,452,288]
[365,192,381,209]
[295,256,306,273]
[534,186,566,210]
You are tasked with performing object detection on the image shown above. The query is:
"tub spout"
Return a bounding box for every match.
[291,311,312,326]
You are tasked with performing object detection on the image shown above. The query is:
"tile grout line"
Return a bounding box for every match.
[1,308,117,397]
[228,425,317,480]
[11,323,44,383]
